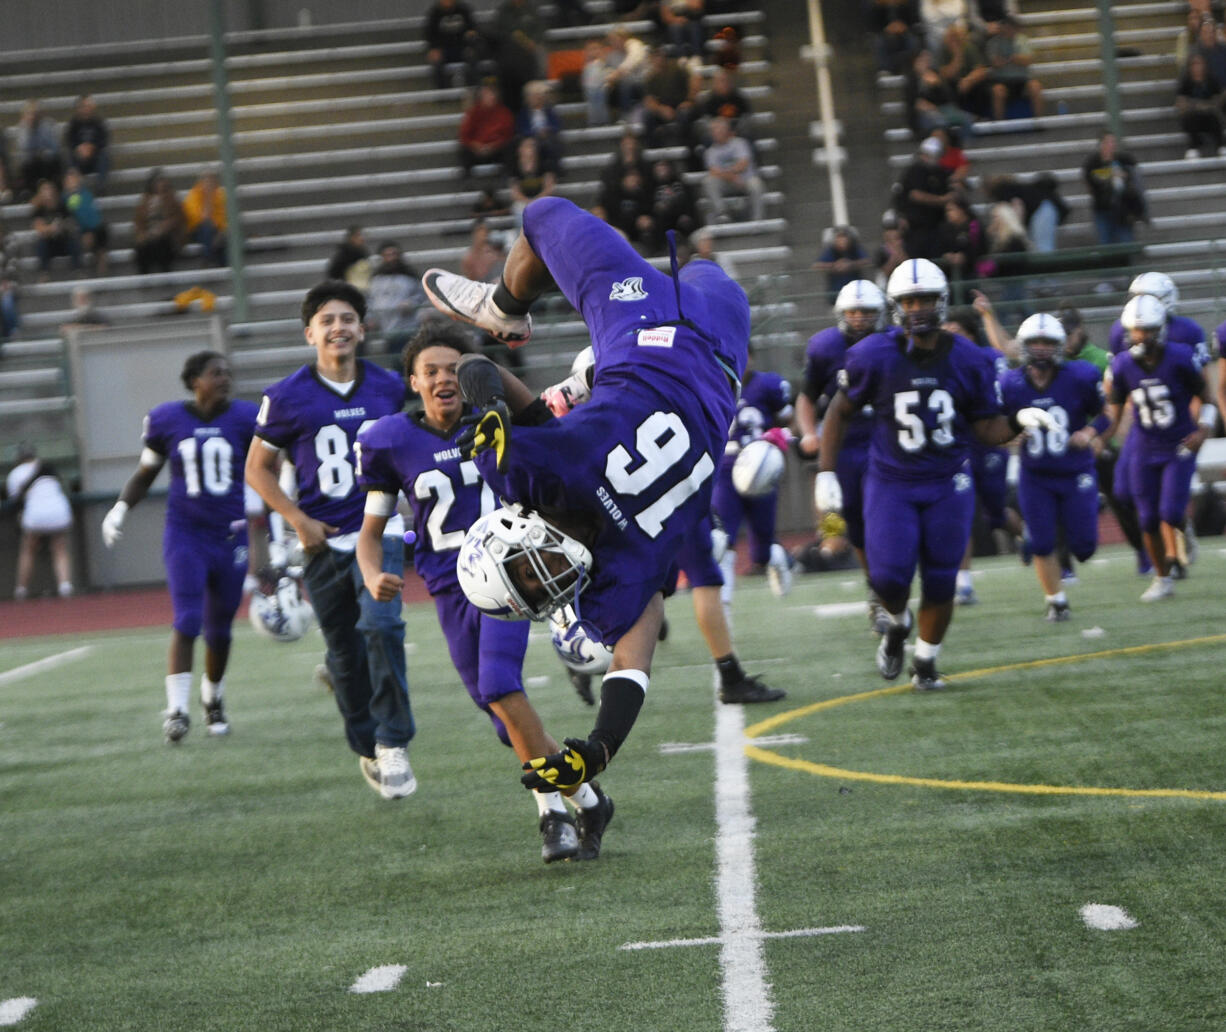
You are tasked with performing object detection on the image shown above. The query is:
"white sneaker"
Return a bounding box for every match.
[373,743,417,799]
[1139,576,1174,602]
[766,543,793,597]
[422,269,531,345]
[163,710,190,744]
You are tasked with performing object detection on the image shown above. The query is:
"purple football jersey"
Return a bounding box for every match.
[1000,359,1105,475]
[255,361,406,536]
[723,369,792,466]
[840,329,1002,481]
[1109,342,1203,456]
[1109,314,1208,366]
[476,376,730,645]
[804,327,874,451]
[142,398,258,536]
[356,409,496,595]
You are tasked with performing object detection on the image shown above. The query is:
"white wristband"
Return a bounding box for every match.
[108,500,129,520]
[1198,404,1218,431]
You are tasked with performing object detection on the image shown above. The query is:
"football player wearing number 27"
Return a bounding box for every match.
[244,280,417,801]
[101,351,262,745]
[420,196,749,794]
[819,258,1052,693]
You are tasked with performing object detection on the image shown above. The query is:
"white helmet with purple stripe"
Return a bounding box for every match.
[886,258,949,335]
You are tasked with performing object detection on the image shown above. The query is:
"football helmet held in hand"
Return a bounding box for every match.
[550,605,613,675]
[731,438,786,498]
[249,571,315,642]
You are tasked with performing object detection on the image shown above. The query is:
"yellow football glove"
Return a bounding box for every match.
[521,737,606,791]
[456,400,511,473]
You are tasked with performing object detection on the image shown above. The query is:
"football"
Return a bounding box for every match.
[731,438,786,498]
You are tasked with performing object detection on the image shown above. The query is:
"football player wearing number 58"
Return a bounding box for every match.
[420,195,749,796]
[819,259,1050,693]
[244,280,417,800]
[101,351,262,744]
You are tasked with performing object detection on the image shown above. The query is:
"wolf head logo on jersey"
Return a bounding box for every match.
[610,277,648,302]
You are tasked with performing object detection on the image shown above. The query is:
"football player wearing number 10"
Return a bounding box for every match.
[421,195,749,793]
[101,351,262,743]
[818,258,1053,692]
[244,280,417,800]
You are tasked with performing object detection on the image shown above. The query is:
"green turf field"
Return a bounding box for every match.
[2,541,1225,1031]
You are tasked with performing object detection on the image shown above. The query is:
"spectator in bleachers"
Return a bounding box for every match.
[905,48,974,137]
[928,126,970,197]
[582,38,616,125]
[366,241,427,354]
[13,101,62,200]
[813,225,871,304]
[688,225,737,278]
[603,27,651,123]
[700,66,754,142]
[641,46,700,149]
[1083,132,1146,246]
[63,94,110,194]
[460,217,506,283]
[425,0,486,90]
[131,169,185,276]
[325,225,371,287]
[937,21,992,119]
[982,176,1030,303]
[1177,9,1206,70]
[596,127,652,220]
[971,0,1016,31]
[63,167,109,276]
[935,198,982,291]
[605,163,655,244]
[1176,53,1226,157]
[701,115,765,223]
[873,214,909,286]
[507,136,557,226]
[31,179,82,281]
[710,25,742,70]
[1193,19,1226,93]
[658,0,707,61]
[649,157,700,249]
[493,0,548,112]
[868,0,923,76]
[183,168,228,266]
[896,135,953,258]
[515,80,564,174]
[470,186,511,218]
[920,0,968,51]
[0,277,18,343]
[458,82,516,182]
[552,0,593,28]
[1018,171,1069,253]
[984,15,1044,121]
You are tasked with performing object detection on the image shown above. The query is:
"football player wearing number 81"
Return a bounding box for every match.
[819,258,1052,692]
[244,280,417,800]
[998,314,1108,623]
[421,195,749,794]
[101,351,263,744]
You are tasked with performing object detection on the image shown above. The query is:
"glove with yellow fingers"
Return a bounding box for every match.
[814,470,846,538]
[456,399,511,473]
[520,736,607,791]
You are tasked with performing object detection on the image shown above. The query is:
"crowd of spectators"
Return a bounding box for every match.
[1174,10,1226,158]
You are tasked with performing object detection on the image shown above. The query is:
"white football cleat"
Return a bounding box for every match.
[1139,576,1174,602]
[373,743,417,799]
[766,542,793,598]
[422,269,531,345]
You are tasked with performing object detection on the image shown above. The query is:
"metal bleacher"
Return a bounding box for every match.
[0,2,793,467]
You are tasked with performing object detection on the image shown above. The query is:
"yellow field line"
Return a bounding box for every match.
[743,633,1226,800]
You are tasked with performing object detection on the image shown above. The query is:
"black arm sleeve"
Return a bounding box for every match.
[588,674,647,761]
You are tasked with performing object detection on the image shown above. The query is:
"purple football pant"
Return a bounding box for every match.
[836,444,869,550]
[712,463,778,566]
[164,524,246,644]
[864,472,974,605]
[971,445,1010,530]
[434,586,531,748]
[1132,449,1196,532]
[1017,468,1099,560]
[1112,425,1139,503]
[677,512,724,587]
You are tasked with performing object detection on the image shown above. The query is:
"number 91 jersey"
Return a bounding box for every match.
[255,362,407,536]
[840,329,1002,481]
[143,398,259,535]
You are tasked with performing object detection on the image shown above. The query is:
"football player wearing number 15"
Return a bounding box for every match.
[100,351,261,744]
[420,195,749,794]
[818,258,1052,692]
[244,280,417,801]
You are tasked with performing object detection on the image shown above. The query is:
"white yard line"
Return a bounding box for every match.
[0,998,37,1027]
[0,646,93,687]
[713,700,775,1032]
[1080,903,1138,931]
[349,965,408,993]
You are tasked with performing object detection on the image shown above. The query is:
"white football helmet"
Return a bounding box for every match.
[456,503,593,621]
[1120,293,1168,360]
[731,438,785,498]
[1128,271,1178,313]
[1016,313,1067,368]
[833,279,887,341]
[249,574,315,642]
[549,604,613,675]
[886,258,948,335]
[571,344,596,385]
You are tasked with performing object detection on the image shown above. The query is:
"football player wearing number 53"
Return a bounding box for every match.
[244,280,417,801]
[101,351,262,744]
[420,195,749,794]
[819,258,1049,693]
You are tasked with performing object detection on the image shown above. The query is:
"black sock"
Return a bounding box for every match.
[492,278,531,315]
[715,654,744,688]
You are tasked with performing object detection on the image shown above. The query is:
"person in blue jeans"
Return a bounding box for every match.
[244,279,417,800]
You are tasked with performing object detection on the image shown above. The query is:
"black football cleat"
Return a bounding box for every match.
[719,674,786,705]
[575,783,615,861]
[539,810,579,864]
[875,610,912,681]
[1045,600,1071,622]
[910,658,946,692]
